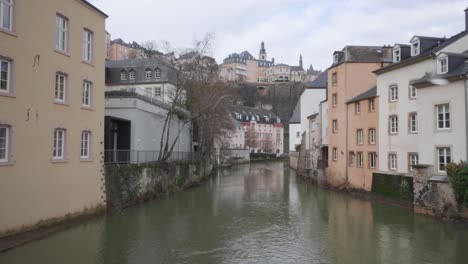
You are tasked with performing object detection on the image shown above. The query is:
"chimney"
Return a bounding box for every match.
[465,8,468,31]
[381,45,393,60]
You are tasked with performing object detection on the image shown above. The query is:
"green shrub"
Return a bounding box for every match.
[446,162,468,208]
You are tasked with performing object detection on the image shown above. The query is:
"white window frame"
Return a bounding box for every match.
[436,104,450,130]
[389,153,397,170]
[409,153,419,172]
[409,83,417,99]
[438,57,448,74]
[369,128,376,145]
[389,85,398,102]
[129,70,136,80]
[411,40,420,56]
[154,86,161,97]
[357,152,364,168]
[369,98,375,112]
[82,29,93,62]
[332,119,338,133]
[390,115,398,134]
[393,47,401,62]
[0,125,9,162]
[0,59,10,93]
[0,0,12,31]
[82,81,92,107]
[53,128,65,159]
[409,113,418,133]
[357,129,363,145]
[369,152,376,169]
[333,148,338,161]
[121,71,127,80]
[80,131,91,159]
[332,93,337,107]
[155,68,161,79]
[332,73,337,85]
[145,69,152,79]
[55,15,68,52]
[355,102,360,114]
[437,147,451,173]
[55,73,67,102]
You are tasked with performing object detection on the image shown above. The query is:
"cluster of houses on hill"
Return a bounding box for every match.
[291,8,468,192]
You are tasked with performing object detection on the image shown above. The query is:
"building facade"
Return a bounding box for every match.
[345,87,379,191]
[230,105,284,154]
[375,11,468,176]
[107,38,146,61]
[327,46,391,188]
[0,0,107,234]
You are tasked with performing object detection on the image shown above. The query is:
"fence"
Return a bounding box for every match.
[104,150,200,164]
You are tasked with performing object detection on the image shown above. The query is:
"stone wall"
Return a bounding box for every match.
[221,149,250,165]
[412,165,468,218]
[104,161,212,209]
[290,152,299,170]
[371,172,413,202]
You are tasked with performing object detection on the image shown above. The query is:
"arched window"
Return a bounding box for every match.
[154,68,161,79]
[145,68,152,79]
[129,69,136,80]
[120,70,127,80]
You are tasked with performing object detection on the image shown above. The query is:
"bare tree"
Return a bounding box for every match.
[141,40,161,58]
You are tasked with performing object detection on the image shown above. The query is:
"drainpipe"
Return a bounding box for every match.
[465,76,468,162]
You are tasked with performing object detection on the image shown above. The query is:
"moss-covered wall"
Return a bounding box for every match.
[371,173,413,201]
[104,160,210,210]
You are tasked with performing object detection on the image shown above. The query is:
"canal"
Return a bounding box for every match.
[1,161,468,263]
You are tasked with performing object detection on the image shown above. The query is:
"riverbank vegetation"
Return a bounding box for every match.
[447,162,468,208]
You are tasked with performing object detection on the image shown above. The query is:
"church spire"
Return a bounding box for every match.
[299,54,303,69]
[259,41,267,60]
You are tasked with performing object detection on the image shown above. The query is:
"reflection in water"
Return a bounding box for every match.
[1,161,468,264]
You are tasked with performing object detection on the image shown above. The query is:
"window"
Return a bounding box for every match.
[121,70,127,80]
[154,87,161,97]
[357,152,364,168]
[333,53,339,64]
[349,152,355,167]
[437,147,451,172]
[0,125,9,162]
[332,73,337,85]
[408,153,419,172]
[129,70,135,80]
[55,15,68,52]
[389,115,398,134]
[389,153,397,170]
[296,131,300,138]
[332,93,337,107]
[438,57,448,74]
[82,81,92,107]
[333,147,338,161]
[393,47,401,62]
[369,128,376,144]
[0,59,10,93]
[332,119,338,133]
[145,69,152,79]
[411,40,420,56]
[82,29,93,62]
[55,73,67,102]
[409,83,417,99]
[80,131,91,159]
[0,0,12,31]
[357,129,363,145]
[369,152,376,169]
[389,85,398,102]
[355,102,360,114]
[436,104,450,129]
[53,128,65,159]
[155,68,161,78]
[369,98,375,112]
[409,113,417,133]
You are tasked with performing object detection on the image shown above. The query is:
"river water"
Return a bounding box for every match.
[1,161,468,263]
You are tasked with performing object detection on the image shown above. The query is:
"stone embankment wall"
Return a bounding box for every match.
[290,152,299,170]
[221,149,250,165]
[371,172,414,203]
[104,161,212,209]
[413,165,468,219]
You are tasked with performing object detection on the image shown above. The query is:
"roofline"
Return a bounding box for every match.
[329,60,388,70]
[80,0,108,18]
[346,94,377,104]
[320,99,328,103]
[307,113,318,119]
[373,54,432,75]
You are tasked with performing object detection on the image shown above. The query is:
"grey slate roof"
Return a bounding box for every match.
[346,86,377,104]
[291,66,305,72]
[289,100,301,124]
[332,46,391,67]
[305,70,328,88]
[106,58,177,86]
[375,30,468,75]
[230,105,281,124]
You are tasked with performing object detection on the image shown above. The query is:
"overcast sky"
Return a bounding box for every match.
[90,0,467,71]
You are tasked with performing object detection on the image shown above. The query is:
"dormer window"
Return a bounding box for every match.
[129,70,136,80]
[411,40,420,56]
[120,70,127,80]
[393,47,401,62]
[333,53,339,64]
[438,57,448,74]
[145,69,152,79]
[155,68,161,79]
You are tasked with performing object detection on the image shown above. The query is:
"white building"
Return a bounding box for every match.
[375,9,468,175]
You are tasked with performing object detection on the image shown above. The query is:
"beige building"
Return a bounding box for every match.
[327,46,391,189]
[265,55,306,82]
[0,0,107,234]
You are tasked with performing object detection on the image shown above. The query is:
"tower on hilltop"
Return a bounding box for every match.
[299,54,303,69]
[259,41,267,60]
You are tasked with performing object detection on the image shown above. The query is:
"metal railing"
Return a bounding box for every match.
[104,150,200,164]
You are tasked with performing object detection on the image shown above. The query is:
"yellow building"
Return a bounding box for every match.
[0,0,107,234]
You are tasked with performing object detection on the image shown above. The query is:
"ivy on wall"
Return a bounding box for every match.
[446,162,468,208]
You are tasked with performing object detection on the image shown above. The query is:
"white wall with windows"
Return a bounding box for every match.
[288,123,301,152]
[105,82,177,104]
[299,88,327,150]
